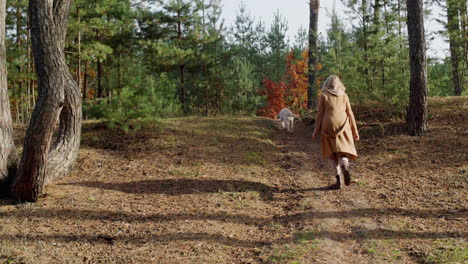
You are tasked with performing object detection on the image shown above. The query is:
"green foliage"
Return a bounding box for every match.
[84,69,181,132]
[264,11,289,83]
[319,0,410,108]
[428,58,453,96]
[4,0,461,126]
[223,57,264,115]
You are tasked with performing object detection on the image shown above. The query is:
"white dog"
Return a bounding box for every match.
[278,108,302,133]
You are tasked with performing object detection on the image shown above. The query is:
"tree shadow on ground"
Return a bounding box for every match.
[1,200,465,247]
[79,119,284,168]
[0,229,465,248]
[64,179,277,200]
[1,205,465,227]
[66,178,335,195]
[0,198,17,207]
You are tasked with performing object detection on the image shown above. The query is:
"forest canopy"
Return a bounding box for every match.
[4,0,466,126]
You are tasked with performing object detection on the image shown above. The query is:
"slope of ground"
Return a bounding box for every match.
[0,96,467,263]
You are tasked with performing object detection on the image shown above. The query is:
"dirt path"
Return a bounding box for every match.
[275,122,376,263]
[274,104,467,264]
[1,99,466,264]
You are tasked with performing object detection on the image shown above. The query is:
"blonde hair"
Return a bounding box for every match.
[321,75,346,94]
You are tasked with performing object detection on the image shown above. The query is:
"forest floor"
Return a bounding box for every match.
[0,96,467,264]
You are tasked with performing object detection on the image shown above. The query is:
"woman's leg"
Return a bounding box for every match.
[329,157,342,189]
[338,156,351,185]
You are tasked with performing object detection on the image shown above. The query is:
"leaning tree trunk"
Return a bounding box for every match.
[307,0,320,109]
[406,0,428,136]
[0,0,18,193]
[11,0,81,202]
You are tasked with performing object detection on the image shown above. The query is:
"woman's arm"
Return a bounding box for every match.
[345,94,359,140]
[312,94,325,138]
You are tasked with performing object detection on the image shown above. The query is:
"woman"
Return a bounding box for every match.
[312,75,359,189]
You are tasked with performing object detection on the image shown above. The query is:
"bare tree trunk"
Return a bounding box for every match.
[16,1,25,124]
[27,22,32,121]
[177,14,186,113]
[406,0,428,136]
[461,0,467,78]
[117,53,122,90]
[83,62,88,101]
[76,6,81,94]
[95,28,103,99]
[27,9,33,120]
[0,0,18,193]
[307,0,320,109]
[447,0,463,96]
[179,65,185,108]
[83,62,88,120]
[14,82,21,125]
[97,58,103,98]
[461,0,467,95]
[362,0,372,92]
[11,0,81,201]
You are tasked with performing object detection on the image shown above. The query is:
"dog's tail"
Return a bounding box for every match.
[292,113,302,123]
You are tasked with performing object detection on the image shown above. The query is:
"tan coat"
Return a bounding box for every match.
[314,92,359,160]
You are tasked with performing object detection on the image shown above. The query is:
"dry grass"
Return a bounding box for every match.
[1,97,467,264]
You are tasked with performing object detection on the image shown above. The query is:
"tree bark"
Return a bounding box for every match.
[177,12,186,113]
[96,28,103,99]
[16,1,25,124]
[11,0,81,201]
[373,0,382,31]
[447,0,463,96]
[362,0,372,92]
[0,0,18,193]
[97,58,103,98]
[307,0,320,109]
[461,0,467,79]
[406,0,428,136]
[76,6,81,93]
[83,62,88,101]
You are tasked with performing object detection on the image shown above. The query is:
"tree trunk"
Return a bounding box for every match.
[0,0,18,193]
[97,58,103,98]
[406,0,428,136]
[307,0,320,109]
[373,0,382,31]
[179,64,186,111]
[177,13,186,113]
[26,17,32,122]
[447,0,463,96]
[96,28,103,99]
[83,62,88,101]
[461,0,467,79]
[76,6,81,93]
[362,0,372,92]
[11,0,81,202]
[83,62,88,120]
[462,1,467,97]
[16,1,24,124]
[117,53,122,90]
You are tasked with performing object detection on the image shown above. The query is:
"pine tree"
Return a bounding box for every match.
[264,10,289,83]
[406,0,428,136]
[308,0,320,109]
[12,0,82,202]
[0,0,18,193]
[446,0,464,95]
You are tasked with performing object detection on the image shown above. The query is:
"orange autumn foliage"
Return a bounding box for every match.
[285,50,309,112]
[256,78,286,118]
[257,50,315,118]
